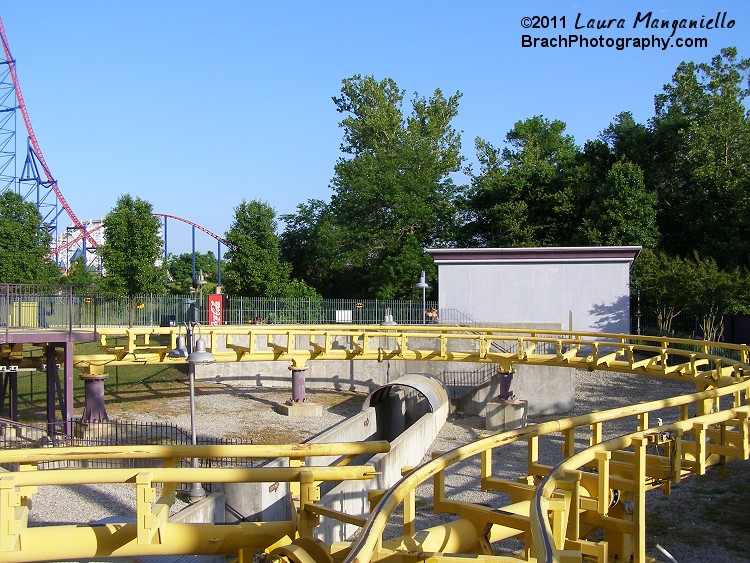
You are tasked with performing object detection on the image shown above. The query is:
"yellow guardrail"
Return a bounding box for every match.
[0,442,388,561]
[78,326,748,385]
[339,331,750,563]
[3,328,750,562]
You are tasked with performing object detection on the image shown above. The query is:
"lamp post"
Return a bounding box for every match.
[635,282,642,336]
[416,271,429,324]
[169,322,215,500]
[195,270,207,324]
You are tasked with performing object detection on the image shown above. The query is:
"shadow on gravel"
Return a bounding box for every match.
[28,484,134,526]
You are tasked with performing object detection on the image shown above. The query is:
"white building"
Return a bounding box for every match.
[53,219,106,272]
[53,218,164,272]
[427,246,641,334]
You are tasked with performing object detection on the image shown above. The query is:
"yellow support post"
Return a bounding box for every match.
[527,435,539,472]
[694,422,707,475]
[739,411,749,460]
[289,456,304,499]
[480,447,492,490]
[563,428,575,458]
[632,437,648,563]
[594,451,611,516]
[401,466,416,536]
[432,451,446,513]
[0,476,21,553]
[672,429,683,484]
[637,412,648,432]
[679,404,689,421]
[298,470,320,538]
[135,472,159,545]
[589,422,602,447]
[16,463,37,502]
[127,330,137,354]
[548,496,569,550]
[564,470,582,542]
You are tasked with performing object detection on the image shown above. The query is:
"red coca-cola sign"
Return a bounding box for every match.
[208,294,223,326]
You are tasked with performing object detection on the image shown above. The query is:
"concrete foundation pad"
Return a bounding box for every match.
[273,402,324,417]
[486,400,527,432]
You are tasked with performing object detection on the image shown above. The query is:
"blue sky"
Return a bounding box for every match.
[2,1,749,253]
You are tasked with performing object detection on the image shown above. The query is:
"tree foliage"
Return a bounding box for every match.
[61,256,99,294]
[651,47,750,268]
[98,194,165,301]
[225,200,318,298]
[0,191,60,284]
[461,116,579,247]
[166,251,219,295]
[682,254,745,342]
[579,162,659,247]
[631,249,687,335]
[282,75,463,299]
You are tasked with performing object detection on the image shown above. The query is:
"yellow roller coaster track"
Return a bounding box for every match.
[2,326,749,563]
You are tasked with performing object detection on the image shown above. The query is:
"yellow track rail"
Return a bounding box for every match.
[2,327,749,562]
[78,325,748,386]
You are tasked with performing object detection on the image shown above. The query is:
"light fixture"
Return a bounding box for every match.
[168,323,189,359]
[382,306,397,326]
[416,270,429,324]
[187,322,215,364]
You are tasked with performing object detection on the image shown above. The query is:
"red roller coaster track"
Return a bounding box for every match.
[2,18,233,259]
[0,16,98,248]
[52,214,235,257]
[153,214,235,250]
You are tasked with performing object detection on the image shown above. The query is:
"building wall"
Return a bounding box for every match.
[428,247,640,334]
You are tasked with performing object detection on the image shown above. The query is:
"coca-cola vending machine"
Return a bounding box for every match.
[207,294,225,326]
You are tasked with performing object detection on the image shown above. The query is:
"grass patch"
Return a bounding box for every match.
[15,339,188,423]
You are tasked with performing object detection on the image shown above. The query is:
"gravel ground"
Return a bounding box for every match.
[26,371,750,562]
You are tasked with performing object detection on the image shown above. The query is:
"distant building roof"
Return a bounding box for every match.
[427,246,641,264]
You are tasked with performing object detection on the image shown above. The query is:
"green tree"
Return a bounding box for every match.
[0,191,60,283]
[282,75,463,299]
[61,256,99,294]
[97,194,165,325]
[332,75,463,298]
[682,253,745,342]
[578,162,659,247]
[279,199,339,294]
[166,251,219,295]
[462,116,580,247]
[600,112,654,172]
[651,47,750,267]
[225,200,317,298]
[631,249,687,335]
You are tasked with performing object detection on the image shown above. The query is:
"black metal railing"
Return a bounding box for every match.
[0,283,97,337]
[0,418,255,470]
[437,364,499,399]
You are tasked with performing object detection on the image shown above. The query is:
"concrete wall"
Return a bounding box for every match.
[428,246,640,334]
[215,458,291,523]
[310,381,447,544]
[314,409,443,544]
[197,359,574,416]
[450,364,573,416]
[196,327,575,417]
[170,492,225,524]
[213,376,447,544]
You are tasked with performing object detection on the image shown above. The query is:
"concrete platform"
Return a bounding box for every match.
[273,402,324,417]
[486,400,527,432]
